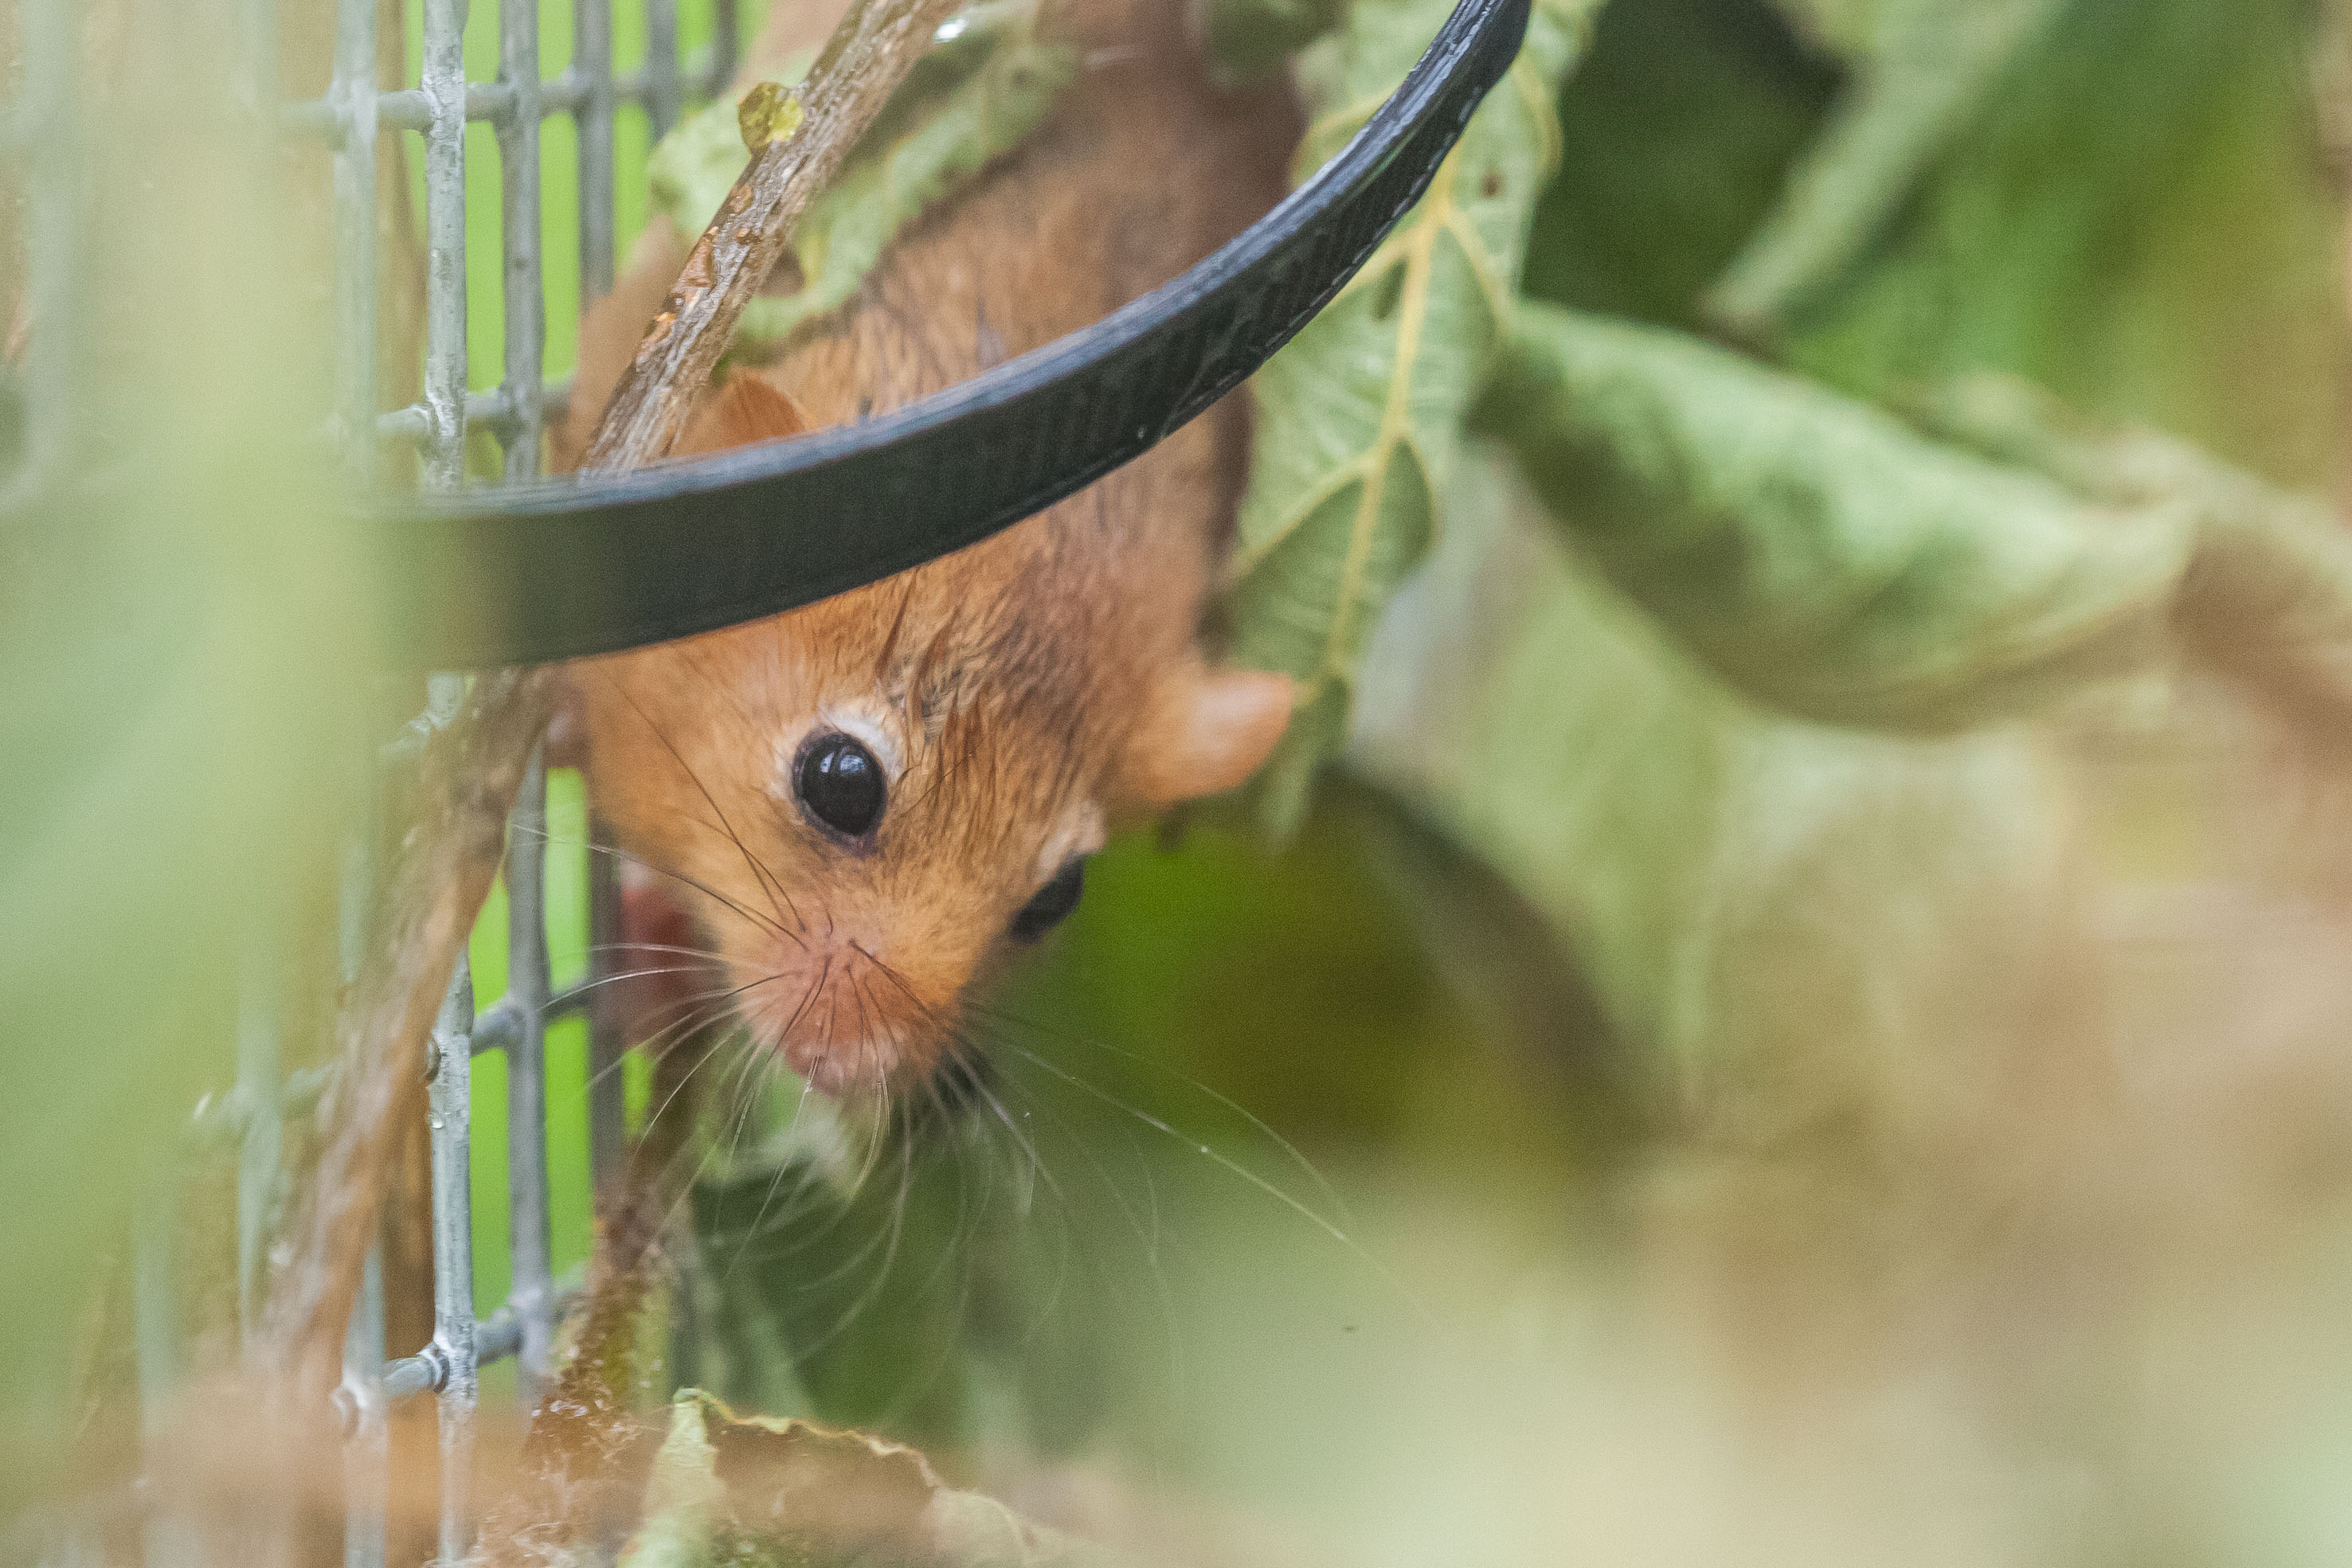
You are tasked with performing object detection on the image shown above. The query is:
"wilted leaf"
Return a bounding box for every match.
[1909,372,2352,737]
[646,13,1074,361]
[620,1390,1110,1568]
[1351,450,2085,1133]
[624,1398,730,1568]
[1704,0,2071,340]
[1226,0,1603,834]
[1474,303,2194,730]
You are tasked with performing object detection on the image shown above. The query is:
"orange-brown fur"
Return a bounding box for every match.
[560,0,1299,1098]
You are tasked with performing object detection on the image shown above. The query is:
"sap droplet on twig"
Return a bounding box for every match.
[736,80,804,156]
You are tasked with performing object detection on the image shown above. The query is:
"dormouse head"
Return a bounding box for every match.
[573,373,1291,1105]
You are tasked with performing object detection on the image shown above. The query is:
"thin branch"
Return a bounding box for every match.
[581,0,965,474]
[259,668,555,1414]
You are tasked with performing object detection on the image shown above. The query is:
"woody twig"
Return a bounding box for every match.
[581,0,965,474]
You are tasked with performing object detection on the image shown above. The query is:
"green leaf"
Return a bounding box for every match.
[646,14,1074,362]
[1474,303,2194,730]
[1351,450,2083,1124]
[1520,0,1841,332]
[1226,0,1603,835]
[1192,0,1351,85]
[1907,371,2352,734]
[1780,0,2344,483]
[1767,0,1879,60]
[1703,0,2073,340]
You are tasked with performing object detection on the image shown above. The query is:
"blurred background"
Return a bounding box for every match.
[11,0,2352,1564]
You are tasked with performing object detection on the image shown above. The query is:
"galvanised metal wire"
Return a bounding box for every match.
[6,0,1523,1561]
[304,6,740,1563]
[1,2,734,1562]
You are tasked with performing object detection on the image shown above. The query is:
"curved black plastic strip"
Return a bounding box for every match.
[380,0,1532,668]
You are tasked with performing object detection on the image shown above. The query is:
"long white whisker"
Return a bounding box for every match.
[1000,1041,1434,1328]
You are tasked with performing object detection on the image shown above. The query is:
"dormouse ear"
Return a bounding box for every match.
[1121,663,1295,807]
[676,370,811,456]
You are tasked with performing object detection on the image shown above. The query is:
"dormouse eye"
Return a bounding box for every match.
[796,732,885,839]
[1009,858,1086,942]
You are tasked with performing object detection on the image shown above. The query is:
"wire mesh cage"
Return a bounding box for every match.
[0,0,1520,1557]
[6,2,748,1562]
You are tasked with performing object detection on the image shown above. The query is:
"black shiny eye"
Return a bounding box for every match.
[1009,858,1085,942]
[796,732,885,839]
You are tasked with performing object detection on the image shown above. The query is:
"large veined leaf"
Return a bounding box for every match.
[646,11,1074,360]
[1909,371,2352,734]
[1351,451,2084,1135]
[1224,0,1603,834]
[1359,317,2352,1125]
[1475,303,2195,730]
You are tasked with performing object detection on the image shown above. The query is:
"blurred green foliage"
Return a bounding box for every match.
[0,5,378,1503]
[10,0,2351,1558]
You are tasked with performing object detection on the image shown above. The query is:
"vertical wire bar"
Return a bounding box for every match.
[427,958,478,1567]
[235,934,283,1341]
[419,0,469,487]
[708,0,740,93]
[497,0,546,479]
[575,0,616,303]
[337,792,384,1568]
[341,1249,388,1568]
[331,0,381,484]
[503,747,557,1398]
[585,812,625,1190]
[644,0,683,138]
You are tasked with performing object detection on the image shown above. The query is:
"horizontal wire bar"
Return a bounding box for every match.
[370,1269,585,1406]
[281,52,734,148]
[377,380,571,447]
[467,977,595,1059]
[469,998,525,1057]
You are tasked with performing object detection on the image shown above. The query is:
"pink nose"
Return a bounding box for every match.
[744,936,936,1097]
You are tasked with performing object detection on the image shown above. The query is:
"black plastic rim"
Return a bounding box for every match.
[380,0,1532,668]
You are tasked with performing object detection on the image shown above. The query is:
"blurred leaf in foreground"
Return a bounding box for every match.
[1351,450,2086,1136]
[0,7,366,1501]
[622,1390,1106,1568]
[1192,0,1351,84]
[1224,0,1600,835]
